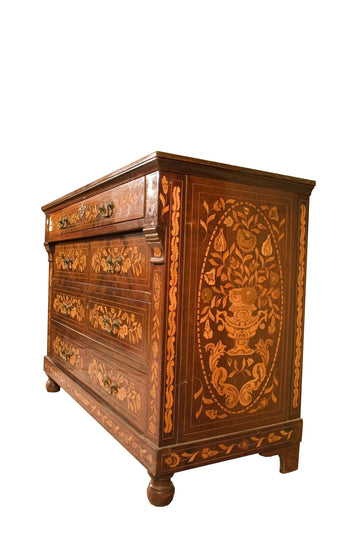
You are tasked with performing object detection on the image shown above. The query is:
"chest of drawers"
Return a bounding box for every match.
[42,152,315,506]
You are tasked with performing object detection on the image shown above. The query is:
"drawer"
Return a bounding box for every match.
[53,234,151,291]
[54,241,88,283]
[47,177,145,239]
[89,234,151,291]
[50,326,147,432]
[51,282,150,369]
[87,293,149,367]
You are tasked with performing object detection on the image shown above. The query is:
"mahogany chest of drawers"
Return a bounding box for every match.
[42,152,315,506]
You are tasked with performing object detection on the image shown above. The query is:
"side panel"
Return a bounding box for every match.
[179,176,298,442]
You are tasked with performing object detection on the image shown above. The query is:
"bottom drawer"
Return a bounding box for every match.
[50,327,147,432]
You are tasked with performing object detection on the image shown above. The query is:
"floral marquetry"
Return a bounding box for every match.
[43,152,314,505]
[88,359,141,414]
[55,247,87,273]
[195,199,286,419]
[89,303,143,345]
[53,293,85,322]
[91,245,146,277]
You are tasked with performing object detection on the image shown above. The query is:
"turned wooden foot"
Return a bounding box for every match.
[261,443,300,473]
[46,376,60,393]
[147,474,175,507]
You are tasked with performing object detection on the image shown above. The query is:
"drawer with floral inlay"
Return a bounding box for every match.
[53,241,88,283]
[50,325,147,432]
[88,234,151,292]
[87,293,150,369]
[45,176,145,241]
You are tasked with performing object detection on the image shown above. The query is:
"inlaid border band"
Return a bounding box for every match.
[292,203,307,408]
[164,185,181,434]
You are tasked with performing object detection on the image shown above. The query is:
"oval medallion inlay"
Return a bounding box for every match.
[197,201,284,414]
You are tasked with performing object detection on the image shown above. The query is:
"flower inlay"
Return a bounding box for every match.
[55,247,87,272]
[91,245,146,277]
[53,293,85,322]
[89,303,143,345]
[88,359,141,414]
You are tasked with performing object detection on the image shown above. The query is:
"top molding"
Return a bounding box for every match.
[42,151,316,212]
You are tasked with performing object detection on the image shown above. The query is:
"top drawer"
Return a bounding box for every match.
[46,177,145,239]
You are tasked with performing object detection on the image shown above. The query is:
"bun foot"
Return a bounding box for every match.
[46,376,60,393]
[147,474,175,507]
[261,442,300,473]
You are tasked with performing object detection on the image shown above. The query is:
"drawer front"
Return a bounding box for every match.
[53,233,151,291]
[50,326,147,431]
[51,282,150,368]
[54,242,88,283]
[87,293,149,366]
[47,177,145,238]
[89,235,151,291]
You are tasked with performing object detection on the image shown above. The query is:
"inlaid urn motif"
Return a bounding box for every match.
[216,287,267,356]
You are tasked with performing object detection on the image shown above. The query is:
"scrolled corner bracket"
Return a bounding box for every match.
[143,226,165,264]
[44,242,54,262]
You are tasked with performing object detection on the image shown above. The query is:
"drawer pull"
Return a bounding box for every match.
[61,302,73,316]
[98,201,115,218]
[58,216,69,229]
[62,256,73,270]
[60,347,73,363]
[78,204,87,219]
[102,375,118,395]
[105,254,123,273]
[102,315,120,335]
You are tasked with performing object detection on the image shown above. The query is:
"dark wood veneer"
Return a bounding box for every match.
[43,152,315,505]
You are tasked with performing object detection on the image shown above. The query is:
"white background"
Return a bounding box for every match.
[1,1,359,538]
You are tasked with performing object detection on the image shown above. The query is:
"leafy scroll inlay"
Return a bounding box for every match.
[91,245,146,277]
[164,185,181,434]
[163,428,293,469]
[149,271,161,434]
[88,359,141,414]
[89,303,143,345]
[195,198,285,420]
[292,204,306,408]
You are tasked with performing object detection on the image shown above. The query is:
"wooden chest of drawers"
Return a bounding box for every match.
[42,152,315,506]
